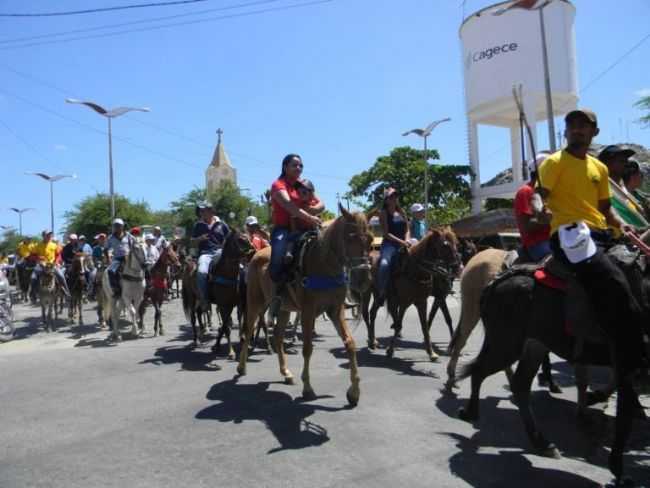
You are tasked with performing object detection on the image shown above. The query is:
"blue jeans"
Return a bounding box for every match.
[526,240,552,262]
[270,227,302,283]
[377,242,399,296]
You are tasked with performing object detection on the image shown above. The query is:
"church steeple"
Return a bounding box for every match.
[206,128,237,193]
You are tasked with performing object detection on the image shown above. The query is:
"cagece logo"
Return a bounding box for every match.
[466,42,519,70]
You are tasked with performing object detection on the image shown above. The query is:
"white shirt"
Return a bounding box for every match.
[144,244,160,269]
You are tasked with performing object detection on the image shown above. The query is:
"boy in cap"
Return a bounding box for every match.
[538,108,646,374]
[409,203,426,242]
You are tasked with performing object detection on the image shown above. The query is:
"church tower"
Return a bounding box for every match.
[206,128,237,194]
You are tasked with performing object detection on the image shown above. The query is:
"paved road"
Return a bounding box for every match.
[1,288,648,487]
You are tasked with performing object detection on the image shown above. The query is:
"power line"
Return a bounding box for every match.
[0,0,211,18]
[0,0,333,50]
[0,0,282,46]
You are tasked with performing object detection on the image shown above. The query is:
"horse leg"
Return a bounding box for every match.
[427,298,439,332]
[609,376,638,484]
[224,309,235,360]
[327,305,360,406]
[273,311,293,384]
[78,294,84,325]
[446,310,476,390]
[537,353,562,394]
[213,308,225,355]
[366,293,380,350]
[439,298,454,339]
[237,301,261,377]
[261,315,273,354]
[511,340,561,458]
[385,299,404,358]
[417,299,438,361]
[300,306,317,401]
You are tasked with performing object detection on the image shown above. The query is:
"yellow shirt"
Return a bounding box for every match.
[17,242,34,258]
[34,241,58,265]
[539,150,611,234]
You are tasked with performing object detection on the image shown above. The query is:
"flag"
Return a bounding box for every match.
[493,0,552,15]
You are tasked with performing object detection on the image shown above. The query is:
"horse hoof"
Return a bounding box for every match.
[236,365,246,376]
[284,375,295,385]
[386,348,394,358]
[227,352,236,361]
[302,389,317,402]
[458,407,478,423]
[429,353,439,362]
[549,384,563,394]
[538,445,561,459]
[159,329,165,336]
[346,389,359,407]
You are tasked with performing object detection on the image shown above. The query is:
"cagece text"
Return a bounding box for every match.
[472,42,518,62]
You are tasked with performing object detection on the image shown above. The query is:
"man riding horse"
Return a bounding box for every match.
[191,202,229,311]
[105,218,137,298]
[30,230,70,301]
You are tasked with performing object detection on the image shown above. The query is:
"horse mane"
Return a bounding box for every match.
[318,211,368,262]
[409,225,458,258]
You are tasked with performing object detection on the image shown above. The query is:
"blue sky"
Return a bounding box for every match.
[1,0,649,236]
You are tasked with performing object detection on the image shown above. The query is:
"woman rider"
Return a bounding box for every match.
[269,154,323,316]
[376,187,411,303]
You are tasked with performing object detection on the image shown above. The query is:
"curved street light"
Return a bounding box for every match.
[402,118,452,220]
[66,98,150,220]
[8,207,35,235]
[25,172,76,235]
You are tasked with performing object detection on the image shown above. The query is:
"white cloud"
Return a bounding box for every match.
[54,144,67,151]
[635,88,650,98]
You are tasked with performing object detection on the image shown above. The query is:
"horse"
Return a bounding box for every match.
[39,264,59,332]
[138,246,180,337]
[94,258,107,327]
[237,207,372,406]
[182,230,254,357]
[446,249,562,393]
[168,245,185,299]
[361,227,461,361]
[16,259,35,302]
[455,255,650,486]
[66,254,86,325]
[425,273,456,343]
[100,237,147,341]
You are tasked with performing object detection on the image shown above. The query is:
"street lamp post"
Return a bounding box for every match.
[25,172,75,235]
[65,98,150,220]
[402,118,451,221]
[9,208,34,235]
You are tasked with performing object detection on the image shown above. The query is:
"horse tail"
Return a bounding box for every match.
[182,283,193,322]
[447,309,464,352]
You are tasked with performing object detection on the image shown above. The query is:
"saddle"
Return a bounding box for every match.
[285,231,319,283]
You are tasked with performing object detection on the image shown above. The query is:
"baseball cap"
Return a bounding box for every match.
[410,203,424,213]
[69,233,78,240]
[384,187,398,199]
[42,230,53,236]
[565,108,598,127]
[245,215,259,226]
[130,227,141,236]
[78,235,86,240]
[598,145,636,162]
[144,233,155,241]
[112,218,124,226]
[558,221,597,264]
[153,225,161,231]
[94,233,107,240]
[527,152,551,176]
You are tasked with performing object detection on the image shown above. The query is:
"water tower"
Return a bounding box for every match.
[460,0,578,213]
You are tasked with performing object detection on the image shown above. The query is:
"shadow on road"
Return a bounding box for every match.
[140,344,224,371]
[196,377,349,453]
[329,345,439,379]
[437,390,650,484]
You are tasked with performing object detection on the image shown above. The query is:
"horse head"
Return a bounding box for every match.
[414,226,462,278]
[332,205,373,294]
[160,245,181,268]
[40,264,56,289]
[224,228,255,261]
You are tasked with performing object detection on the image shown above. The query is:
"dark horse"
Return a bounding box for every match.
[182,230,254,355]
[138,246,180,337]
[66,254,86,325]
[361,227,461,361]
[456,259,650,486]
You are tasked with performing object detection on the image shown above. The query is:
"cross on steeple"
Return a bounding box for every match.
[217,128,223,145]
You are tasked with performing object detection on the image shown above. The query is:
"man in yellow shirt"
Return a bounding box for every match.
[17,238,35,260]
[30,230,70,300]
[539,108,645,374]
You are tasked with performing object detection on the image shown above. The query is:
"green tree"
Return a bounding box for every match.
[0,228,28,256]
[348,146,472,223]
[636,95,650,128]
[64,193,152,238]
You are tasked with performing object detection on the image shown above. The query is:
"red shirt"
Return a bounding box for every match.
[271,177,301,227]
[250,234,269,251]
[514,183,550,248]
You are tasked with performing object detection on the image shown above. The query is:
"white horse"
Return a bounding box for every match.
[101,238,146,341]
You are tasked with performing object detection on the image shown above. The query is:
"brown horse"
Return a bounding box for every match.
[66,255,86,325]
[94,260,107,328]
[39,264,59,332]
[361,227,460,361]
[139,246,180,337]
[182,230,254,355]
[237,207,372,406]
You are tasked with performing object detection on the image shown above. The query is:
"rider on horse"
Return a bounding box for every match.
[376,187,411,303]
[105,218,135,298]
[513,152,553,262]
[268,154,323,318]
[245,216,269,251]
[538,108,647,373]
[30,230,71,301]
[191,201,230,310]
[143,233,160,284]
[409,203,426,242]
[152,226,169,251]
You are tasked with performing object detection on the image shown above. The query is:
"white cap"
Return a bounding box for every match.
[245,215,258,226]
[369,216,380,226]
[153,226,161,231]
[144,233,155,241]
[528,153,550,176]
[78,235,86,240]
[558,221,597,264]
[113,218,124,226]
[69,233,78,240]
[410,203,425,213]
